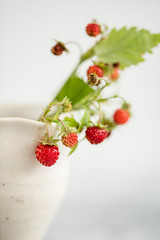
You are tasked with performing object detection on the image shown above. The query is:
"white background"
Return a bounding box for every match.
[0,0,160,239]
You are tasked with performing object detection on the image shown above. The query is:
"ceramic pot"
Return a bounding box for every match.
[0,106,71,240]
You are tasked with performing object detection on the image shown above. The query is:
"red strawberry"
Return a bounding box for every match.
[35,144,60,167]
[86,23,101,37]
[113,109,130,124]
[110,67,119,80]
[51,42,66,56]
[61,132,78,148]
[87,65,104,78]
[85,126,108,144]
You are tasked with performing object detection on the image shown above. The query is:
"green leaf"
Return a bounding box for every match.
[68,143,79,156]
[95,27,160,69]
[52,110,60,121]
[55,75,95,106]
[63,116,79,129]
[78,109,90,132]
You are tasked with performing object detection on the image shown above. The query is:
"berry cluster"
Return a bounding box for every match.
[35,21,131,167]
[35,98,78,166]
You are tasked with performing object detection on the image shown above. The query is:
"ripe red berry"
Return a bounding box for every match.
[61,132,78,148]
[85,126,108,144]
[35,144,60,167]
[110,67,119,80]
[87,65,104,78]
[113,109,130,124]
[51,42,66,56]
[86,23,101,37]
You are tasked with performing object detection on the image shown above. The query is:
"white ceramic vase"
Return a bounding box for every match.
[0,106,71,240]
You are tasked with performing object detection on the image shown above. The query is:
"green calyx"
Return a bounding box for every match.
[122,102,131,111]
[98,117,117,132]
[38,134,59,146]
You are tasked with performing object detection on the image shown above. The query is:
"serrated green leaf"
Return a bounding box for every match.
[95,27,160,69]
[63,116,79,129]
[55,75,95,106]
[78,109,90,132]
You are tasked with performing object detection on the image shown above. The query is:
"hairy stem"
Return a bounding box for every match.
[58,118,68,132]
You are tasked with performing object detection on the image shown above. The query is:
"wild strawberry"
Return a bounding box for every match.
[63,99,72,112]
[85,126,108,144]
[87,65,104,78]
[35,144,60,167]
[110,67,119,80]
[86,23,101,37]
[113,109,130,124]
[61,132,78,148]
[51,42,67,56]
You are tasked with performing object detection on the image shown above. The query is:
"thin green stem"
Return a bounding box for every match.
[58,118,68,132]
[38,37,104,121]
[98,103,102,125]
[97,95,128,106]
[45,120,50,142]
[98,77,110,85]
[65,41,83,55]
[117,96,127,104]
[39,102,61,121]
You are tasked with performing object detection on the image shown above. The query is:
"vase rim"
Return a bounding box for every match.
[0,117,45,127]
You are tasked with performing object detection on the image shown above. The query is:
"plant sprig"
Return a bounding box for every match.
[38,20,160,156]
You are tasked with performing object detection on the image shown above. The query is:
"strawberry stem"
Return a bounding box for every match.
[39,102,63,121]
[44,120,50,143]
[98,77,110,85]
[98,103,102,125]
[65,41,83,55]
[58,118,68,132]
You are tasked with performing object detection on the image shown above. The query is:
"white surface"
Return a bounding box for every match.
[0,0,160,239]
